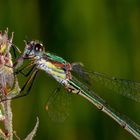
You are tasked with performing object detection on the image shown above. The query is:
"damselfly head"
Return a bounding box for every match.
[23,40,45,59]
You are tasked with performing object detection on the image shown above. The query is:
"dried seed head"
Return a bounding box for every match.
[0,29,13,67]
[0,29,17,96]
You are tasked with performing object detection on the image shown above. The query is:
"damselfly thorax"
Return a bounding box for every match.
[35,57,72,84]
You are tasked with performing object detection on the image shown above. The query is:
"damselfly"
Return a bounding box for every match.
[7,40,140,139]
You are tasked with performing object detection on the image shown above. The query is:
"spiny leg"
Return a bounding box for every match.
[13,69,39,99]
[0,69,39,102]
[5,58,35,77]
[11,44,17,59]
[15,64,36,77]
[10,42,21,59]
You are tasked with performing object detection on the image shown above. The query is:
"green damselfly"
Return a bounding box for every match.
[5,40,140,139]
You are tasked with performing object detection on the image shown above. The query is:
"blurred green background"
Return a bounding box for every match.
[0,0,140,140]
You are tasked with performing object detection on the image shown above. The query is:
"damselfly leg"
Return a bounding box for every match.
[12,69,39,100]
[0,60,38,102]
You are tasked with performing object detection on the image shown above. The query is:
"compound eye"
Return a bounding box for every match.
[34,43,44,52]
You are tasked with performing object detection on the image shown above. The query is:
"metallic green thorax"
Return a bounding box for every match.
[36,58,67,81]
[47,53,66,63]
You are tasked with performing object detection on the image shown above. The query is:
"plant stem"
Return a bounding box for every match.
[2,101,13,140]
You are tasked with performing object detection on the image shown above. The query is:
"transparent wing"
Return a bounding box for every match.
[72,63,140,102]
[45,85,71,122]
